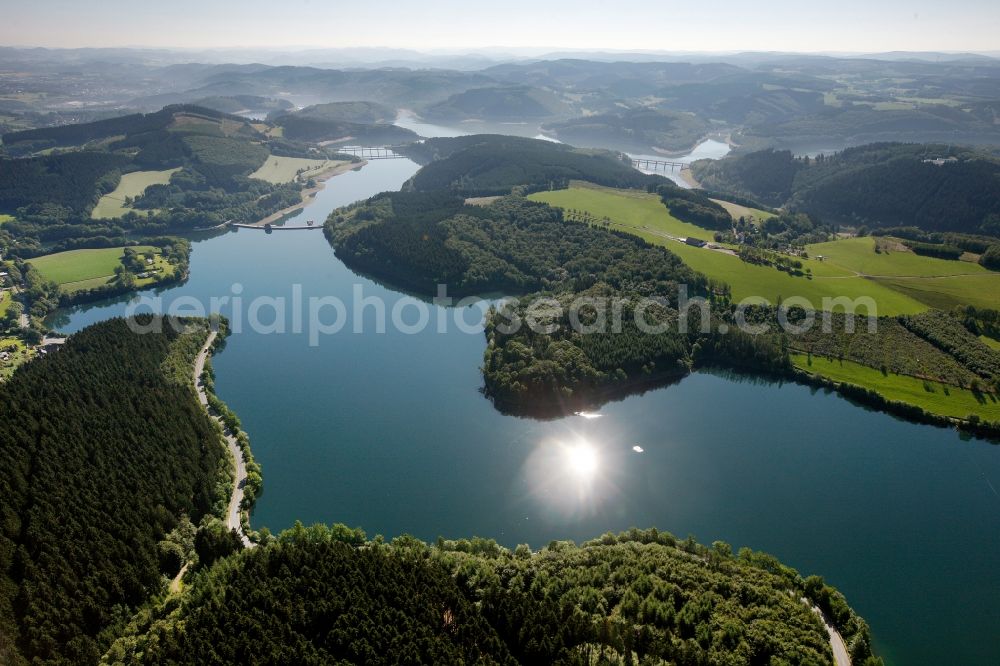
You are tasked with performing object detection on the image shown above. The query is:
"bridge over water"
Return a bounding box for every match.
[231,223,324,231]
[334,146,687,173]
[333,145,406,160]
[629,157,689,172]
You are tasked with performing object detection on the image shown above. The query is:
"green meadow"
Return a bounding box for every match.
[531,181,718,241]
[28,246,161,292]
[869,273,1000,311]
[792,353,1000,421]
[980,336,1000,351]
[710,199,775,223]
[529,184,927,315]
[91,168,181,219]
[249,156,338,184]
[805,236,988,277]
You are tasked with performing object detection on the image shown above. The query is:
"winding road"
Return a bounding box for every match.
[805,599,852,666]
[193,331,254,548]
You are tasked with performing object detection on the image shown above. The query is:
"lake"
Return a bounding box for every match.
[53,156,1000,666]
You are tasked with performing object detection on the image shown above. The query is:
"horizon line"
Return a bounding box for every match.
[2,44,999,58]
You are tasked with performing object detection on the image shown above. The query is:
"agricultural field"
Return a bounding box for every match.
[869,273,1000,311]
[249,156,342,184]
[27,246,163,292]
[530,184,927,315]
[792,353,1000,421]
[709,199,774,223]
[668,242,926,314]
[806,236,988,277]
[531,182,716,241]
[91,168,181,219]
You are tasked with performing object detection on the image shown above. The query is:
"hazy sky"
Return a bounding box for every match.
[2,0,998,53]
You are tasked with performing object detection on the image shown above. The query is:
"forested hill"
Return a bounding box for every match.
[398,134,659,195]
[267,100,396,124]
[541,107,712,153]
[105,525,880,665]
[0,317,231,665]
[691,143,1000,235]
[325,192,705,297]
[272,115,417,144]
[0,104,330,257]
[422,85,573,122]
[1,104,245,152]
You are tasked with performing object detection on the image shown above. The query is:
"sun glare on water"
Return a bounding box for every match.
[523,434,617,519]
[565,443,599,479]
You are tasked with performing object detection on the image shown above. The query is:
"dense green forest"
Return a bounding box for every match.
[0,317,232,665]
[399,135,659,195]
[691,143,1000,236]
[327,192,708,297]
[481,291,788,412]
[655,182,733,231]
[0,151,130,212]
[105,525,880,666]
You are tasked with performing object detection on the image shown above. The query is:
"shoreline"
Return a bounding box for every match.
[193,330,254,548]
[650,132,735,159]
[676,168,701,188]
[247,159,368,227]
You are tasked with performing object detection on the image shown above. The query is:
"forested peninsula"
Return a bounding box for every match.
[326,137,1000,434]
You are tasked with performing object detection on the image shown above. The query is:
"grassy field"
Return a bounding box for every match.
[803,236,1000,310]
[530,185,927,315]
[249,156,338,184]
[531,182,719,241]
[0,291,11,318]
[0,214,13,226]
[869,273,1000,311]
[28,246,160,290]
[0,337,33,381]
[981,336,1000,351]
[91,168,181,219]
[806,237,988,277]
[792,353,1000,421]
[710,199,774,223]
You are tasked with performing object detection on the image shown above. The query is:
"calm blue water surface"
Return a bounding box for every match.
[53,157,1000,666]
